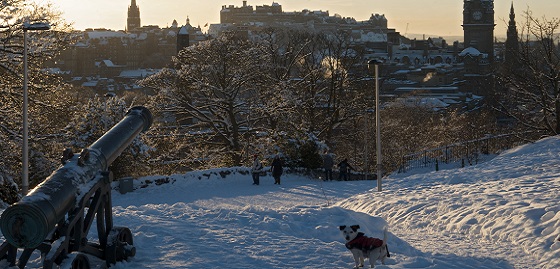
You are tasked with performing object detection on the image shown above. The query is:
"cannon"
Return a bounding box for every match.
[0,106,153,269]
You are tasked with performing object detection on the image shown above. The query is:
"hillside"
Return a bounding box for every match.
[1,137,560,268]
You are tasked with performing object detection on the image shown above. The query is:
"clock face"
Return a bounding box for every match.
[472,11,482,21]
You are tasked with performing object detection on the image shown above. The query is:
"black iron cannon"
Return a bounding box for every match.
[0,106,153,269]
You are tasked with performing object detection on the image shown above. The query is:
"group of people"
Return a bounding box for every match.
[250,151,355,185]
[322,151,354,181]
[251,154,283,185]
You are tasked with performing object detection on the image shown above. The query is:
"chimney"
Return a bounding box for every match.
[243,1,247,7]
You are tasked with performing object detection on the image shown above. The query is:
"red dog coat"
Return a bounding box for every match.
[345,232,383,250]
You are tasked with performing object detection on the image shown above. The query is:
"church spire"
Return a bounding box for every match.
[127,0,141,32]
[505,1,519,65]
[509,2,515,18]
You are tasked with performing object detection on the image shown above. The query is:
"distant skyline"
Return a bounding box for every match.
[54,0,559,40]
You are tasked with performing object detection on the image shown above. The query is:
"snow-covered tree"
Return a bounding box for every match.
[0,0,73,190]
[257,28,368,144]
[64,96,153,179]
[142,34,274,167]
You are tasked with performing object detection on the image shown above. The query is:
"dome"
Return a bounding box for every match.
[459,47,482,57]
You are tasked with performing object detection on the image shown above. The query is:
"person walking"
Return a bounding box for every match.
[322,151,334,181]
[338,158,354,181]
[270,155,283,185]
[251,154,263,185]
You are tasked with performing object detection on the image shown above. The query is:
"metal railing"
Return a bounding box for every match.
[398,132,534,173]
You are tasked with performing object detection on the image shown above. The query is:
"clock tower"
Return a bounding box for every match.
[462,0,495,62]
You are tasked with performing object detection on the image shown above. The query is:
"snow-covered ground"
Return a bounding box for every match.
[2,137,560,268]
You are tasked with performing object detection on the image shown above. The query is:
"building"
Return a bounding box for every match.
[212,1,397,42]
[459,0,496,95]
[50,0,207,85]
[505,2,519,66]
[127,0,141,32]
[177,17,206,53]
[49,0,508,101]
[462,0,495,62]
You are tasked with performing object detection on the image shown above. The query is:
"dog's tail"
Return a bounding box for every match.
[382,226,391,257]
[382,226,388,246]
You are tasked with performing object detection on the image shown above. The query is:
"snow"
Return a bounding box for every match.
[2,137,560,268]
[459,47,482,57]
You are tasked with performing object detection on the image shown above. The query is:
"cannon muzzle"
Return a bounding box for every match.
[0,106,152,249]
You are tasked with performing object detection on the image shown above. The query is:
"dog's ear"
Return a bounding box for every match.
[350,225,360,231]
[339,225,346,230]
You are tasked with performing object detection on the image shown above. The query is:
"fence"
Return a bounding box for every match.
[398,132,535,173]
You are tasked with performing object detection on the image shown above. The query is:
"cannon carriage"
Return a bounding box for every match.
[0,106,152,269]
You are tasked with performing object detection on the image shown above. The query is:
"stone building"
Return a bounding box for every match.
[212,1,396,41]
[51,0,206,79]
[127,0,141,32]
[460,0,495,95]
[462,0,495,63]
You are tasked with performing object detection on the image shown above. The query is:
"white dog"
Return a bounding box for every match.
[339,225,389,268]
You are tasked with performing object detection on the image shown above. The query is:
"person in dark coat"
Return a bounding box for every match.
[322,151,334,181]
[338,158,353,181]
[270,155,283,185]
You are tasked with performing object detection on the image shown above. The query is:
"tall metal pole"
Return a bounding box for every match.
[22,28,29,195]
[364,118,368,180]
[375,63,382,192]
[21,22,50,195]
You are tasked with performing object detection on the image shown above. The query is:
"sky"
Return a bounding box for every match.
[1,135,558,268]
[51,0,560,39]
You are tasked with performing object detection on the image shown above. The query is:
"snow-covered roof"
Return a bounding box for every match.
[74,42,88,48]
[361,32,386,42]
[81,81,98,87]
[97,60,115,67]
[178,26,189,35]
[118,69,160,79]
[393,70,411,75]
[459,47,482,57]
[86,31,130,39]
[391,96,451,111]
[136,32,148,40]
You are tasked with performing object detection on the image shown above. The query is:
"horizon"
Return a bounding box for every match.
[53,0,559,40]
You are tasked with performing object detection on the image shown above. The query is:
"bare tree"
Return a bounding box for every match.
[258,28,367,142]
[496,10,560,135]
[141,34,273,167]
[376,102,500,174]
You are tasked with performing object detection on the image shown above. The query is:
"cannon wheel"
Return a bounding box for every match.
[71,253,91,269]
[105,227,135,266]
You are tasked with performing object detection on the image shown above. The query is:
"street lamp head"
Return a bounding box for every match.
[23,22,51,31]
[368,59,383,70]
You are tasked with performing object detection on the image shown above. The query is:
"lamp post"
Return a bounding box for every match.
[368,59,383,192]
[22,22,50,195]
[364,108,374,180]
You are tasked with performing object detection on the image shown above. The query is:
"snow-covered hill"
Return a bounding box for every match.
[2,137,560,268]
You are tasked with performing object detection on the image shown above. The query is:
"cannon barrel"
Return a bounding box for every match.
[0,106,152,249]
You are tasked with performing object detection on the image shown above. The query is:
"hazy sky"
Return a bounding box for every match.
[53,0,559,38]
